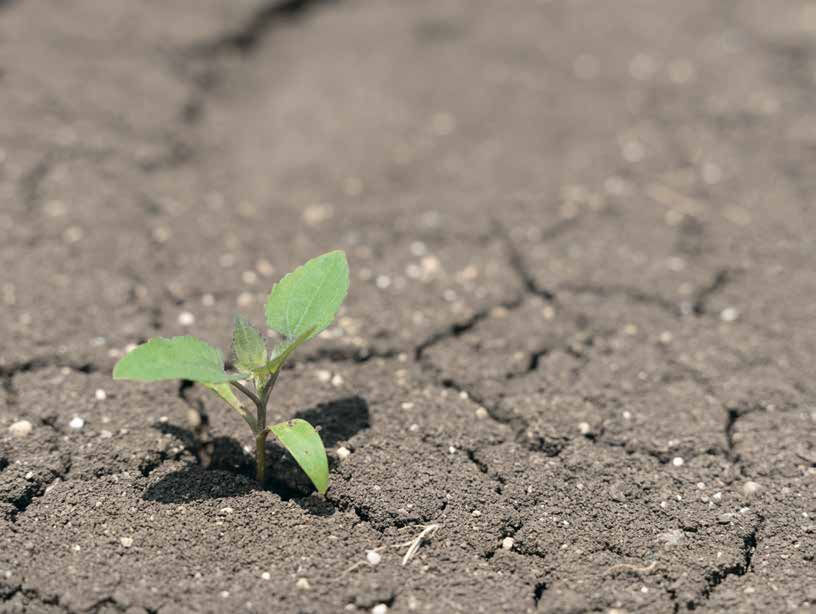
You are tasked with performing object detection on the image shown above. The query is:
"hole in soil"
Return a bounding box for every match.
[142,465,254,503]
[148,396,369,502]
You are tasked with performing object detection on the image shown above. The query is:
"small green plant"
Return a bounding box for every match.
[113,250,349,494]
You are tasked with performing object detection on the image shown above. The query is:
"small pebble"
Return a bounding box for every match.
[471,510,482,517]
[337,446,351,460]
[372,604,388,614]
[296,578,311,590]
[316,370,331,383]
[178,311,195,326]
[475,407,488,419]
[218,507,234,515]
[672,457,684,467]
[120,537,134,548]
[401,402,414,410]
[261,572,271,580]
[331,374,344,387]
[720,307,739,322]
[578,422,591,435]
[94,389,107,401]
[366,550,382,566]
[69,417,85,430]
[742,481,761,496]
[8,420,32,438]
[220,591,230,599]
[72,544,81,552]
[502,537,515,550]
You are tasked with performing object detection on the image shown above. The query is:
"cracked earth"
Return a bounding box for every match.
[1,1,815,612]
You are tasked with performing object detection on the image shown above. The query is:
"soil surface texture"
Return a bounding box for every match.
[1,1,815,613]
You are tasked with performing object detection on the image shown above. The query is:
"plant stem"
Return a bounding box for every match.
[255,429,269,484]
[252,370,280,486]
[230,380,262,407]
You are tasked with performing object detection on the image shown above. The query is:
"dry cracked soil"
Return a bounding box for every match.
[1,1,815,613]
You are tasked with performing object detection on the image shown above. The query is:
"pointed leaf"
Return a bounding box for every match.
[232,315,267,373]
[265,250,349,342]
[269,419,329,494]
[113,336,241,383]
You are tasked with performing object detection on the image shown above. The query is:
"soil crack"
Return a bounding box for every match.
[691,516,764,608]
[192,0,338,58]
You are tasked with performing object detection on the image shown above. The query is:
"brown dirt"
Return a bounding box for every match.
[1,1,814,612]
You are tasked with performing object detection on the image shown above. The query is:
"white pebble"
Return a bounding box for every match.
[8,420,33,438]
[742,481,761,495]
[69,417,85,430]
[218,507,234,515]
[120,537,134,548]
[366,550,382,566]
[94,389,107,401]
[372,604,388,614]
[672,457,684,467]
[316,370,331,383]
[401,402,414,410]
[295,578,311,590]
[220,591,229,599]
[720,307,739,322]
[475,407,488,419]
[337,446,351,460]
[331,374,344,387]
[261,572,271,580]
[471,510,482,517]
[376,275,391,289]
[502,537,515,550]
[177,311,195,326]
[578,422,591,435]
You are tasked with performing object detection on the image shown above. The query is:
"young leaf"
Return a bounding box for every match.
[268,419,329,494]
[113,336,242,384]
[265,250,349,342]
[232,315,267,373]
[261,326,316,376]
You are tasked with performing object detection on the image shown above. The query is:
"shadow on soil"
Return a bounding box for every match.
[143,396,370,506]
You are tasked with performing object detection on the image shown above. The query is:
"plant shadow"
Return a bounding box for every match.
[293,395,370,448]
[142,395,370,508]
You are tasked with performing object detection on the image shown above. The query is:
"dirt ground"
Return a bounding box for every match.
[1,1,815,612]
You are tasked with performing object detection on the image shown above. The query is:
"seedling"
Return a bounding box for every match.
[113,250,349,494]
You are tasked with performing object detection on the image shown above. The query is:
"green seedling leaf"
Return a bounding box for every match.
[204,382,258,432]
[269,419,329,494]
[265,250,349,343]
[113,336,241,384]
[232,315,267,373]
[261,326,316,376]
